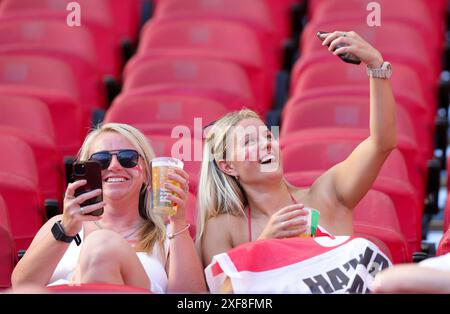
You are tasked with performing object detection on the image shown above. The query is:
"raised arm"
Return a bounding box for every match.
[313,31,397,209]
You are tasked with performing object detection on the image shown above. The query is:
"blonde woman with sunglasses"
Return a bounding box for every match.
[11,123,206,293]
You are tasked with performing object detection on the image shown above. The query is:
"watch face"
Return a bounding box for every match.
[51,222,63,240]
[52,221,72,242]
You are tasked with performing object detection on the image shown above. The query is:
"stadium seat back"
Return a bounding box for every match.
[0,19,106,108]
[123,58,259,113]
[0,134,44,250]
[0,54,85,156]
[0,194,15,288]
[106,94,228,133]
[132,19,273,109]
[0,95,63,202]
[353,190,409,263]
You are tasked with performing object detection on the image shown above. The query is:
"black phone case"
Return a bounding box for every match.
[317,31,361,65]
[73,161,104,216]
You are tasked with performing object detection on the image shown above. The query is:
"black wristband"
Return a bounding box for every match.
[51,221,81,246]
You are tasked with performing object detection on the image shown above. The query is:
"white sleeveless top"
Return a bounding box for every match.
[47,225,170,293]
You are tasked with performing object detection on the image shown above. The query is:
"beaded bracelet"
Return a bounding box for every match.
[168,224,191,239]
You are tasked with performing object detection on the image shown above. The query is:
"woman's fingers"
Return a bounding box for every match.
[65,180,87,199]
[73,189,102,205]
[168,171,189,193]
[328,36,351,52]
[281,217,308,229]
[167,193,186,207]
[278,208,309,222]
[172,168,189,180]
[333,46,350,56]
[280,226,308,239]
[321,30,346,46]
[277,203,305,216]
[78,201,106,216]
[165,182,186,198]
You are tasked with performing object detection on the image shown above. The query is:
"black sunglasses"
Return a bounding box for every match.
[89,149,140,170]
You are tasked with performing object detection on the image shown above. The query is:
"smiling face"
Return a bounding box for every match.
[88,131,146,203]
[217,118,283,185]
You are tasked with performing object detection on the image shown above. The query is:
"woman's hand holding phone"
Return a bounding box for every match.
[318,31,383,68]
[61,161,106,236]
[61,180,105,236]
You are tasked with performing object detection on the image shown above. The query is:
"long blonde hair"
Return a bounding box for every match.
[77,123,166,252]
[196,109,260,243]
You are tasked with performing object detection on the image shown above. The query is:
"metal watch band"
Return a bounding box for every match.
[366,61,392,79]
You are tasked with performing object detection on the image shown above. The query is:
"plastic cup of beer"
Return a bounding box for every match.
[151,157,184,216]
[299,207,320,237]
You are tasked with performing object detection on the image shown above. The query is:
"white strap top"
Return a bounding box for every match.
[48,225,170,293]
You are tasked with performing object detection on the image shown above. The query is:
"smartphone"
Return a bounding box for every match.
[72,161,104,216]
[316,31,361,65]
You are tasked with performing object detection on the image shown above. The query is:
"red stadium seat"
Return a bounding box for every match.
[105,94,228,136]
[353,190,410,263]
[152,0,297,41]
[436,228,450,256]
[153,0,283,49]
[264,0,301,39]
[144,134,203,193]
[0,19,107,108]
[0,0,125,77]
[0,54,85,156]
[308,0,443,51]
[443,195,450,232]
[422,0,448,28]
[281,95,422,159]
[0,194,15,289]
[127,19,274,110]
[0,134,44,251]
[282,141,421,254]
[0,95,64,203]
[122,57,258,113]
[107,0,142,42]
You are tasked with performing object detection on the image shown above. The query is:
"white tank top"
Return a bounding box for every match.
[48,225,170,293]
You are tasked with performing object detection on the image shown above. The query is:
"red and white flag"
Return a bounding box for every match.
[205,236,392,293]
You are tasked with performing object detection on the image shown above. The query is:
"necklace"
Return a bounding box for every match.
[93,221,142,240]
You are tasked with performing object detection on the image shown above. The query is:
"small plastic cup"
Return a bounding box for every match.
[151,157,184,216]
[298,207,320,237]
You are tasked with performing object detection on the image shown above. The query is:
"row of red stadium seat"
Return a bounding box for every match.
[1,0,449,293]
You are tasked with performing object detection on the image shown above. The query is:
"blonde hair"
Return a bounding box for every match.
[78,123,166,253]
[196,109,260,243]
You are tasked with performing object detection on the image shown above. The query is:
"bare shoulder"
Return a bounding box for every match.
[201,213,244,267]
[202,214,234,246]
